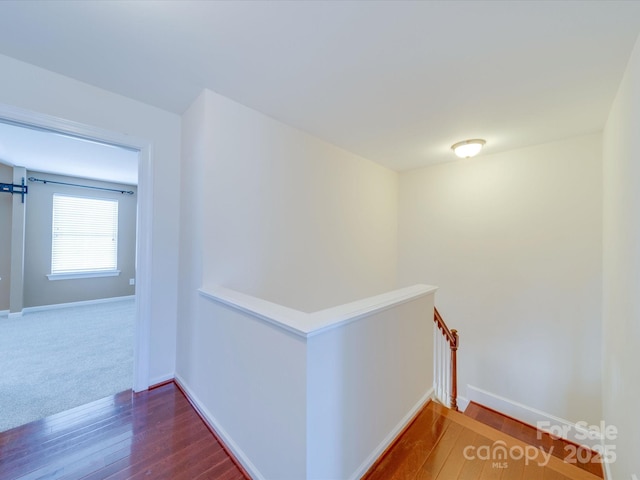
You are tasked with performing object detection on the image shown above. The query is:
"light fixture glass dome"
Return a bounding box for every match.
[451,139,486,158]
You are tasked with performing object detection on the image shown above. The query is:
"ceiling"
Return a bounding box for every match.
[0,1,638,171]
[0,121,139,185]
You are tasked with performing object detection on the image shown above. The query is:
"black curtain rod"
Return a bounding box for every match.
[28,177,135,195]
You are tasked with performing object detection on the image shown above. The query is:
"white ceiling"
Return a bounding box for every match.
[0,121,139,185]
[0,1,638,171]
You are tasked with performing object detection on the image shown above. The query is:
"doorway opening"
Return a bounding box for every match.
[0,105,152,431]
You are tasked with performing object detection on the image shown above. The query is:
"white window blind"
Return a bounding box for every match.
[52,194,119,274]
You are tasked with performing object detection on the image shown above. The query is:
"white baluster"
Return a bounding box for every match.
[435,325,440,402]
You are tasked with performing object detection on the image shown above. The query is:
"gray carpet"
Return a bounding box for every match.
[0,298,134,432]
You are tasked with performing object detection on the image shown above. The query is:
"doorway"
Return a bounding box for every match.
[0,105,152,430]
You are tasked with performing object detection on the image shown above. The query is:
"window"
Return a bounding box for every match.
[50,194,119,279]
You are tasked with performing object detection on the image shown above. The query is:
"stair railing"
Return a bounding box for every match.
[433,307,459,411]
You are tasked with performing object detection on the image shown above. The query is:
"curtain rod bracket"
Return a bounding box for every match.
[0,177,28,203]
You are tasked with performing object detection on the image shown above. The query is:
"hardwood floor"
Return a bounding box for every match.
[464,402,603,478]
[0,382,248,480]
[0,385,606,480]
[363,401,604,480]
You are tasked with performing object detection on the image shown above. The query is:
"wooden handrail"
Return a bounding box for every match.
[434,307,459,411]
[434,308,456,346]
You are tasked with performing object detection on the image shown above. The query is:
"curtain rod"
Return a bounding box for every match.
[28,177,135,195]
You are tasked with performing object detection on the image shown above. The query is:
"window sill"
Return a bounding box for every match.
[47,270,121,281]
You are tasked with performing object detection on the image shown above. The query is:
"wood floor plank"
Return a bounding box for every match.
[458,456,488,479]
[433,427,477,479]
[567,446,605,477]
[476,407,505,432]
[464,402,604,478]
[365,400,602,480]
[522,461,545,480]
[501,458,525,480]
[500,417,525,440]
[389,415,452,480]
[11,430,134,480]
[364,401,446,480]
[415,421,464,479]
[0,382,248,480]
[543,468,573,479]
[464,402,481,419]
[0,390,133,447]
[172,447,231,480]
[124,435,215,480]
[194,462,248,480]
[3,388,603,480]
[2,400,195,477]
[479,458,505,479]
[431,402,602,480]
[102,424,220,479]
[1,386,182,459]
[57,412,209,480]
[82,419,211,480]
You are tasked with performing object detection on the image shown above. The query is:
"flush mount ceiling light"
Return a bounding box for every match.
[451,139,486,158]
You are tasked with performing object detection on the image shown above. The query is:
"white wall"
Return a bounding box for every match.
[177,88,399,478]
[182,296,308,480]
[603,35,640,480]
[196,89,398,313]
[398,134,603,426]
[0,53,180,385]
[0,163,11,310]
[185,284,434,480]
[9,166,26,315]
[177,86,398,375]
[307,293,433,480]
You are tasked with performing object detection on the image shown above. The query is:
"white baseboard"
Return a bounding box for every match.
[0,309,8,317]
[174,374,263,480]
[457,395,470,412]
[148,373,174,389]
[22,295,135,314]
[8,311,22,319]
[349,387,435,480]
[466,385,604,450]
[174,375,435,480]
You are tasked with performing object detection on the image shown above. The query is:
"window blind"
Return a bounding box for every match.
[51,194,119,274]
